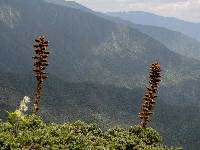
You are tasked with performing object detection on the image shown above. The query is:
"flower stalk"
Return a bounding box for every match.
[138,62,161,128]
[32,36,49,114]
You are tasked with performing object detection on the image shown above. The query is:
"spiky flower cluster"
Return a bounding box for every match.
[32,36,49,114]
[139,63,161,128]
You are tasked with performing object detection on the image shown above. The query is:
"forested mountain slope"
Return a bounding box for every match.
[110,19,200,61]
[0,72,199,149]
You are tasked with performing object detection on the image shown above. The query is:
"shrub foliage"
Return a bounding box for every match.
[0,115,182,150]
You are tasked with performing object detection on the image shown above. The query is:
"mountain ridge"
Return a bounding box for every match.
[107,11,200,41]
[49,2,200,61]
[44,0,94,13]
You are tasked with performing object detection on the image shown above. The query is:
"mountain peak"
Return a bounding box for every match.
[64,1,80,5]
[44,0,93,12]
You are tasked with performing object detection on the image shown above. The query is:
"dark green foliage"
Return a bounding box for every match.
[0,115,181,150]
[129,126,161,145]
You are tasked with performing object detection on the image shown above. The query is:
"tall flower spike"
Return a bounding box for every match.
[138,62,161,128]
[32,36,50,114]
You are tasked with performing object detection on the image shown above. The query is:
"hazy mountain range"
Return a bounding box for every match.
[0,0,200,149]
[107,11,200,42]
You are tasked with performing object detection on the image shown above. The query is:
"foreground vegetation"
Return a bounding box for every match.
[0,114,182,150]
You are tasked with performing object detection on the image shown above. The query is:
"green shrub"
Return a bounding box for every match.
[0,115,182,150]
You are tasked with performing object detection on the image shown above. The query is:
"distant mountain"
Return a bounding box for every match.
[44,0,93,13]
[133,24,200,60]
[48,2,200,61]
[0,0,199,89]
[125,23,200,61]
[107,11,200,41]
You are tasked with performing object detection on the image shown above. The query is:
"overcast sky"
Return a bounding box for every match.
[65,0,200,23]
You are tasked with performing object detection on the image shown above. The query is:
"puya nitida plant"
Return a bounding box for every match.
[32,36,50,114]
[138,62,161,128]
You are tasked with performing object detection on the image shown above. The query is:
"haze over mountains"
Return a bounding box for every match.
[107,12,200,61]
[129,24,200,61]
[108,11,200,42]
[0,0,200,149]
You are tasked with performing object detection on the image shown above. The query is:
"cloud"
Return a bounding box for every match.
[132,0,200,22]
[66,0,200,22]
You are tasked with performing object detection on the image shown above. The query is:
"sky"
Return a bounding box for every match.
[65,0,200,23]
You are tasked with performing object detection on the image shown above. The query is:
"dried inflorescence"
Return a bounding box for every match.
[32,36,49,114]
[139,62,161,128]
